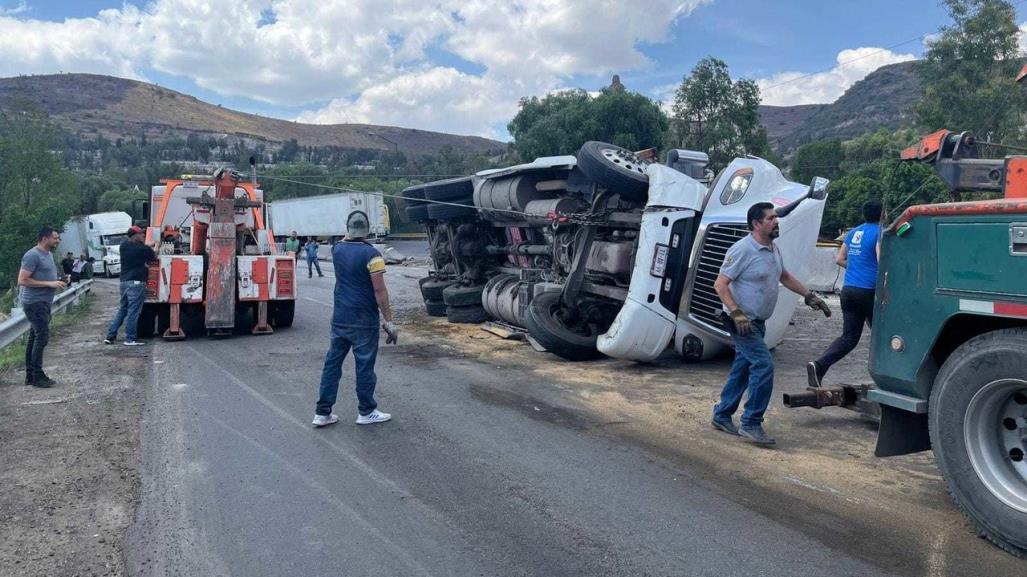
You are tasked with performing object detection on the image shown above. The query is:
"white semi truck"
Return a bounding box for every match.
[60,212,133,277]
[405,142,828,362]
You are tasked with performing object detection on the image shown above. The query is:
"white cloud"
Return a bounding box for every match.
[0,0,708,136]
[295,67,519,138]
[1019,22,1027,54]
[0,1,28,17]
[757,47,916,106]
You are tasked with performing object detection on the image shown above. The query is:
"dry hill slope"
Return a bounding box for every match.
[0,73,506,154]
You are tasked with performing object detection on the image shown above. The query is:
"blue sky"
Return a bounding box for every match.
[0,1,1023,140]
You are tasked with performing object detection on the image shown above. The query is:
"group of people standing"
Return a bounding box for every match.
[285,231,324,278]
[17,201,880,437]
[60,252,94,283]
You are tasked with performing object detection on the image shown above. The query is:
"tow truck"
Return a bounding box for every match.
[787,128,1027,556]
[135,165,297,339]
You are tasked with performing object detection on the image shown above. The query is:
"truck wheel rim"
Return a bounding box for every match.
[964,378,1027,513]
[600,147,646,175]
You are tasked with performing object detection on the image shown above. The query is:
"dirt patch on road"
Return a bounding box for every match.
[0,282,146,577]
[400,298,1027,576]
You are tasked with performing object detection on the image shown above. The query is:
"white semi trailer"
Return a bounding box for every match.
[60,212,133,277]
[267,192,389,240]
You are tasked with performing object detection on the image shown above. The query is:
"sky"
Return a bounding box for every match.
[0,0,1025,141]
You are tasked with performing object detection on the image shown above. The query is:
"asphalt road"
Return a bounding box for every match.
[124,269,906,577]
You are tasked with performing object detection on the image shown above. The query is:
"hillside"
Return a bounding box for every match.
[759,60,923,152]
[0,73,506,155]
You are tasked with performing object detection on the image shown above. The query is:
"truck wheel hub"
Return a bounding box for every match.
[965,378,1027,513]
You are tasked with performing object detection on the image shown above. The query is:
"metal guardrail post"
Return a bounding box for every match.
[0,280,94,352]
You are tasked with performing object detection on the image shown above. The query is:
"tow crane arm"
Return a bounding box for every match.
[899,129,1027,199]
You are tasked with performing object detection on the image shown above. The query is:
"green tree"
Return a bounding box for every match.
[0,105,78,287]
[97,187,148,213]
[915,0,1025,143]
[672,57,771,171]
[791,138,844,185]
[507,87,668,161]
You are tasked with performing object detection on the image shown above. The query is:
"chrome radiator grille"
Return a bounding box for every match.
[688,223,750,328]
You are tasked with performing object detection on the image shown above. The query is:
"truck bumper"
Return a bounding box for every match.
[867,389,927,413]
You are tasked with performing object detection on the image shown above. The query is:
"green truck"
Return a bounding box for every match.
[786,130,1027,555]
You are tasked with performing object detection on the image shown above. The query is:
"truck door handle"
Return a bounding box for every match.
[1011,224,1027,255]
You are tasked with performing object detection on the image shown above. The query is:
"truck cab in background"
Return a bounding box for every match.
[60,211,133,277]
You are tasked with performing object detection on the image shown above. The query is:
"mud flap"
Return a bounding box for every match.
[875,404,931,457]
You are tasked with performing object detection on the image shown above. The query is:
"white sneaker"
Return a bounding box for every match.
[356,409,391,425]
[123,340,145,346]
[312,414,339,427]
[103,338,113,345]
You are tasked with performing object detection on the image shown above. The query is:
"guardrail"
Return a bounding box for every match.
[0,280,94,352]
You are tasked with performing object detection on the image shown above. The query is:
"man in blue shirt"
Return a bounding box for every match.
[807,201,882,388]
[313,211,398,427]
[304,237,324,278]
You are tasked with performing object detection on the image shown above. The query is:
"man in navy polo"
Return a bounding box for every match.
[313,211,398,427]
[807,201,882,388]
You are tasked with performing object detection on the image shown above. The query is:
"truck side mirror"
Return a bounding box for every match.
[808,176,829,200]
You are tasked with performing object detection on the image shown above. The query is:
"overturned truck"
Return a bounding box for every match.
[403,142,828,362]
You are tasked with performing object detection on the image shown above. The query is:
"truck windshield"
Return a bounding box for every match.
[103,234,129,246]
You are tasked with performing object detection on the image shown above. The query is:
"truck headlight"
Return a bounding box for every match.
[720,168,753,205]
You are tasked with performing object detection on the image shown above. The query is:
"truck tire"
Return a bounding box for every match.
[929,328,1027,558]
[405,205,430,222]
[401,186,429,222]
[137,304,156,339]
[524,289,604,361]
[446,304,489,324]
[420,277,454,302]
[425,299,447,317]
[576,141,649,201]
[426,202,475,221]
[442,284,484,307]
[423,177,474,202]
[271,300,295,328]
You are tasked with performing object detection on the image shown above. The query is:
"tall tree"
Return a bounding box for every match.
[508,86,668,161]
[915,0,1025,143]
[672,58,771,171]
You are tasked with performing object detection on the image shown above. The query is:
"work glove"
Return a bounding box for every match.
[730,309,752,336]
[804,291,832,318]
[382,321,399,345]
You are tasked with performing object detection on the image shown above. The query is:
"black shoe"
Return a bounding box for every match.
[806,361,822,388]
[32,375,55,388]
[711,417,740,436]
[24,374,33,386]
[739,424,776,446]
[318,274,324,277]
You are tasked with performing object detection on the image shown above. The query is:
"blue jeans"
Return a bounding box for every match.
[316,326,380,416]
[713,319,774,427]
[307,257,322,277]
[106,281,146,342]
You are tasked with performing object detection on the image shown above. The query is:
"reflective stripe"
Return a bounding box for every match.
[959,299,1027,318]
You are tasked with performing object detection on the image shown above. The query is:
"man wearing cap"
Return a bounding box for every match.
[313,211,398,427]
[104,226,157,346]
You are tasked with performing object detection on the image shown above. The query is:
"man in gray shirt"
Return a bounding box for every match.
[18,227,68,388]
[711,202,830,445]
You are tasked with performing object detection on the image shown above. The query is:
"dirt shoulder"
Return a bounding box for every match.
[394,267,1025,576]
[0,282,146,577]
